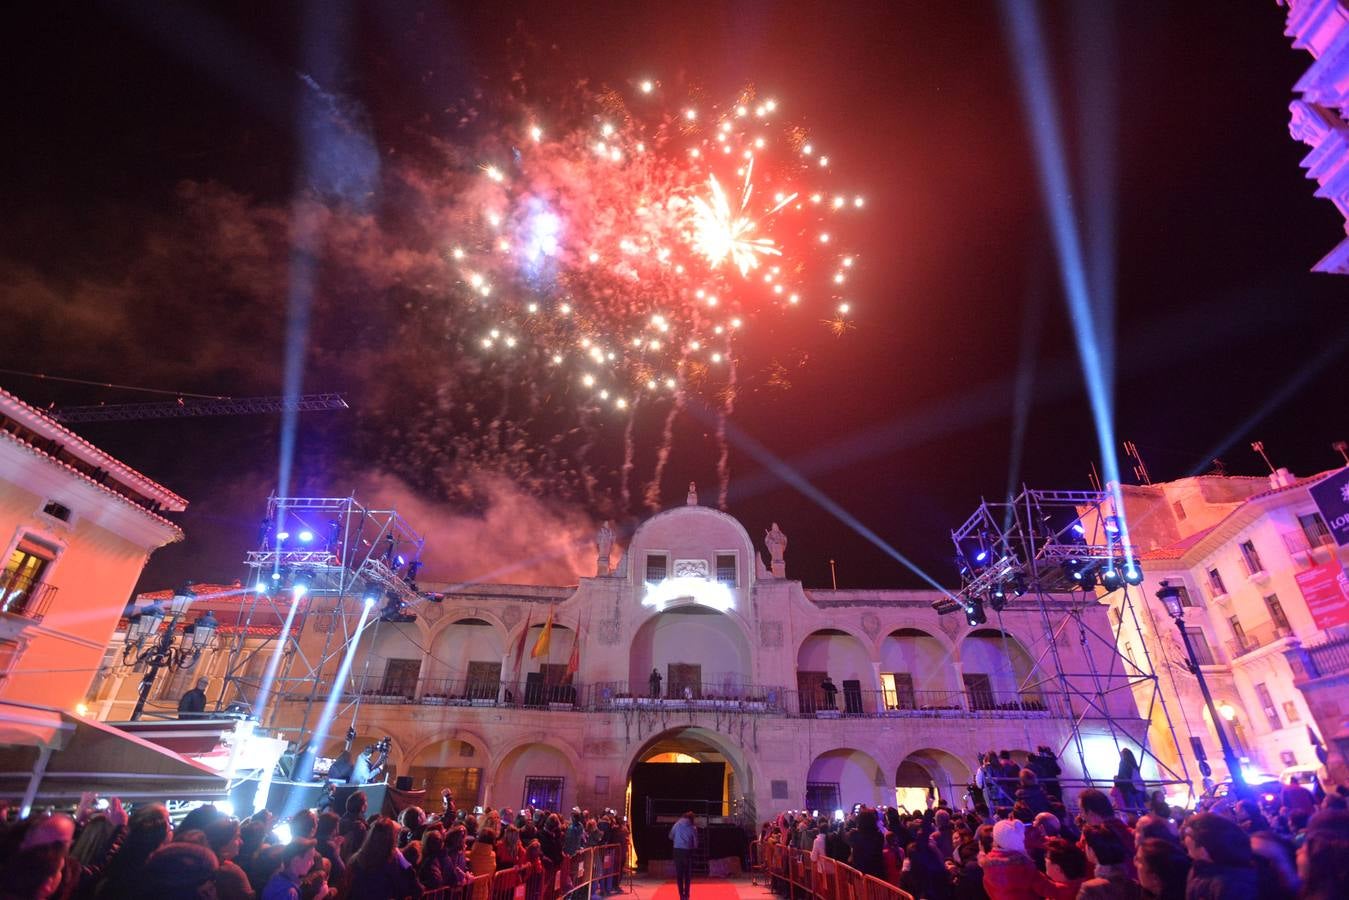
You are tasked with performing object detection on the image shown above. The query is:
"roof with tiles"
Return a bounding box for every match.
[0,387,187,533]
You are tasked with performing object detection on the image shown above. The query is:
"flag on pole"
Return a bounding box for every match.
[563,624,581,683]
[511,608,533,684]
[531,606,554,659]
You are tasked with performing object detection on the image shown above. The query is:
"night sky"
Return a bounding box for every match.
[3,2,1344,594]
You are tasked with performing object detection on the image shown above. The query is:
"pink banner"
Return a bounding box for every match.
[1295,561,1349,631]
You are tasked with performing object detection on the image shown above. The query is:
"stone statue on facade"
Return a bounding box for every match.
[765,522,787,578]
[595,520,615,576]
[1289,99,1336,148]
[687,482,698,506]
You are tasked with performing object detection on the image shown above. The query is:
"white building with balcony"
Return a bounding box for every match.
[1093,466,1347,787]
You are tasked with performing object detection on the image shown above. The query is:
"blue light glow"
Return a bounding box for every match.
[1001,0,1136,569]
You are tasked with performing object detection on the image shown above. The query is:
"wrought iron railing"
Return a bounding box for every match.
[1282,528,1335,556]
[1225,619,1293,660]
[273,678,1069,719]
[0,573,57,622]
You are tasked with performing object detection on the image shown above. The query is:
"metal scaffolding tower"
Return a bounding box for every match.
[217,494,426,745]
[938,487,1192,796]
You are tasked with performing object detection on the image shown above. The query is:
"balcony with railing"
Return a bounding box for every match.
[1282,529,1336,560]
[0,573,58,623]
[274,677,1070,720]
[1226,619,1293,660]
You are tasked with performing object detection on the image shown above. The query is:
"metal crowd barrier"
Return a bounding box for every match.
[423,844,624,900]
[759,842,913,900]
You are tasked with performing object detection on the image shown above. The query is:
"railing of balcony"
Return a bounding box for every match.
[0,574,58,622]
[782,687,1064,718]
[1282,529,1335,556]
[275,677,1068,719]
[1305,635,1349,678]
[1225,619,1293,660]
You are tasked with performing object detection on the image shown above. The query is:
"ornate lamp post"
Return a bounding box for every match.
[1156,580,1249,799]
[123,584,218,721]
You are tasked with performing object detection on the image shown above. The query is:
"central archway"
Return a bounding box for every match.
[629,607,752,697]
[623,727,753,872]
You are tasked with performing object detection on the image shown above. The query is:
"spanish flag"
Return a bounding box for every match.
[563,626,581,683]
[531,606,554,659]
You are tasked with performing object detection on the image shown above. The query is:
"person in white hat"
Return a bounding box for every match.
[981,818,1056,898]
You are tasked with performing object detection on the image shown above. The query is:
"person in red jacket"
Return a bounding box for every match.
[982,819,1045,900]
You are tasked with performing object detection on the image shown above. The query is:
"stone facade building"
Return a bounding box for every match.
[93,491,1148,821]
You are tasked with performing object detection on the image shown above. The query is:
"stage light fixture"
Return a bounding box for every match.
[277,531,290,542]
[1123,564,1143,586]
[291,570,314,599]
[1008,573,1028,596]
[989,585,1008,613]
[1104,516,1122,539]
[1100,568,1123,592]
[963,597,987,627]
[298,530,314,543]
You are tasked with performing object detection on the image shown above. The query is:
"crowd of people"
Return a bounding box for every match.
[760,762,1349,899]
[0,790,630,900]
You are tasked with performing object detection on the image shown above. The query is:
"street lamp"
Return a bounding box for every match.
[1156,580,1249,799]
[122,584,218,720]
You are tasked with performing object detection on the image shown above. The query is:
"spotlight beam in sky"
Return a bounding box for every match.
[1000,0,1134,567]
[684,399,956,598]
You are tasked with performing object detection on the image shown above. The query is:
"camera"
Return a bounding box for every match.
[374,736,392,754]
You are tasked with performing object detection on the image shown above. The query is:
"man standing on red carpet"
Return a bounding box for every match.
[669,811,697,900]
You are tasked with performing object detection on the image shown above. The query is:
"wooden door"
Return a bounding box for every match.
[668,663,702,699]
[963,672,994,710]
[382,659,421,698]
[465,660,501,700]
[797,671,826,715]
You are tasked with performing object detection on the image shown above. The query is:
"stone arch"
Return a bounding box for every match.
[487,735,585,811]
[807,747,887,810]
[424,616,509,690]
[879,627,962,701]
[405,727,492,766]
[959,627,1043,707]
[629,606,753,694]
[426,608,512,647]
[404,732,492,801]
[620,725,764,800]
[796,628,878,714]
[895,748,974,810]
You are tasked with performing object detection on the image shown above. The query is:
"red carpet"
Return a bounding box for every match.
[642,880,745,900]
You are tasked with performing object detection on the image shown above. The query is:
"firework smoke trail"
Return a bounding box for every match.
[574,406,599,507]
[620,397,639,512]
[646,392,683,512]
[717,352,738,510]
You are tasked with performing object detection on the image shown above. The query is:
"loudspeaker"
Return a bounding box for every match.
[396,775,414,791]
